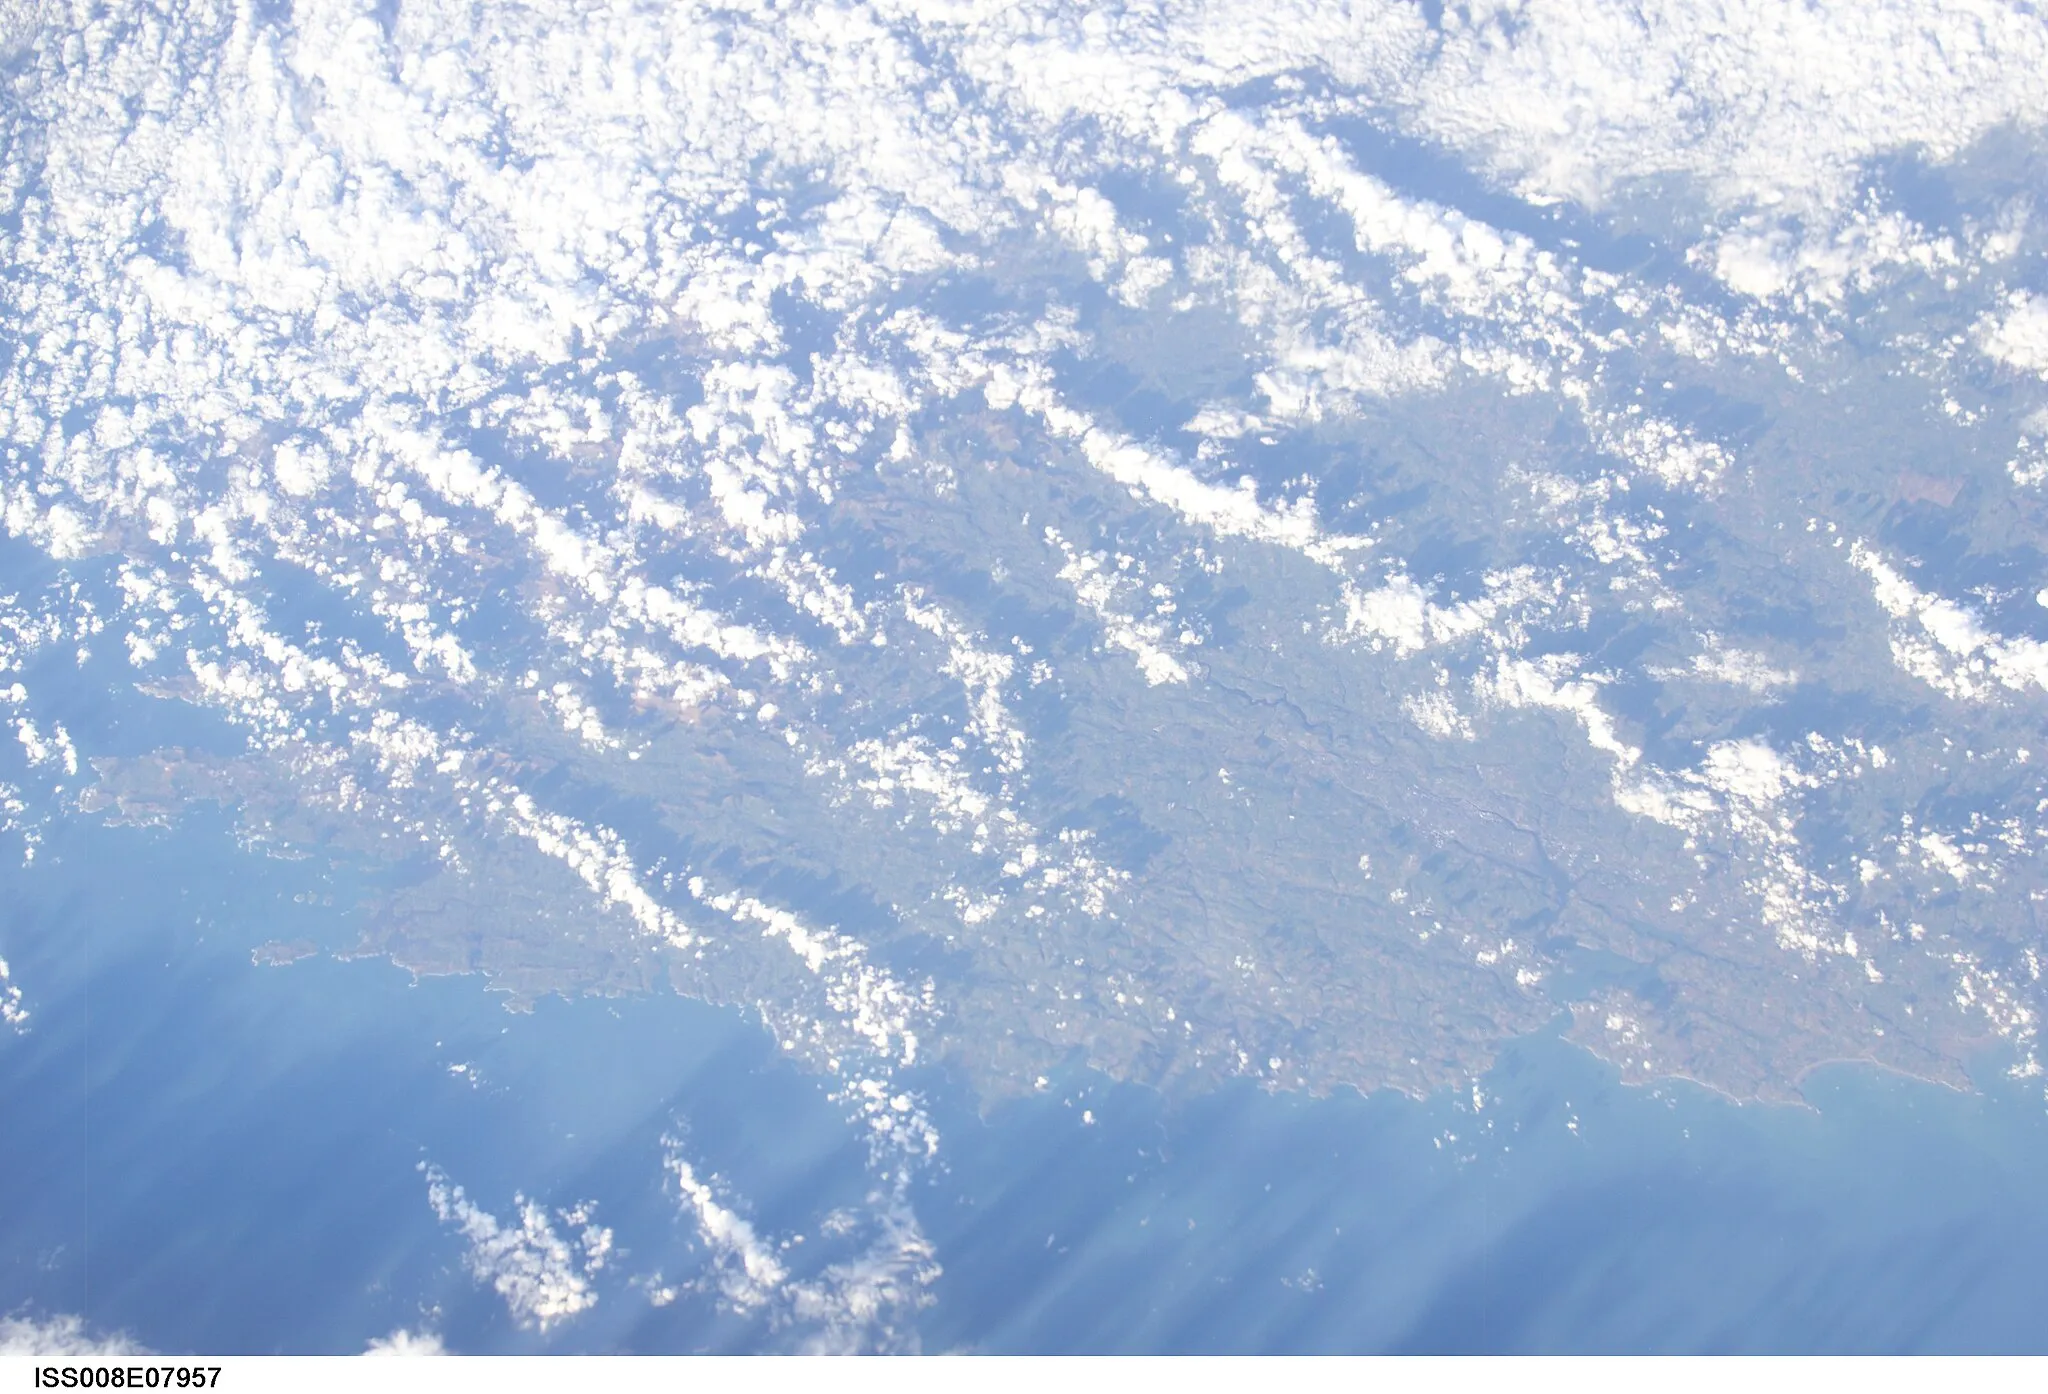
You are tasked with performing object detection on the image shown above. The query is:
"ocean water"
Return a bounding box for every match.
[6,811,2048,1354]
[0,814,873,1354]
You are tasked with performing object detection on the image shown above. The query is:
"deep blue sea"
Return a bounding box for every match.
[5,811,2048,1354]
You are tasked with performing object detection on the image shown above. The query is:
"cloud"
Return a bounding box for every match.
[1402,688,1474,741]
[1650,637,1798,695]
[663,1147,789,1314]
[422,1166,609,1333]
[661,1136,939,1354]
[1478,654,1640,768]
[1044,528,1193,687]
[0,957,26,1033]
[1406,0,2048,217]
[1980,292,2048,379]
[362,1329,448,1356]
[1698,738,1811,807]
[1850,542,2048,700]
[0,1313,149,1356]
[6,0,2047,1124]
